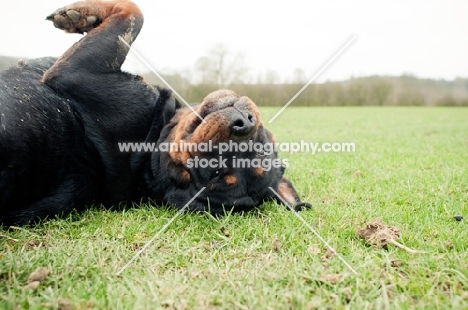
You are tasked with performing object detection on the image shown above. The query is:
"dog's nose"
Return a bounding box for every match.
[230,110,256,137]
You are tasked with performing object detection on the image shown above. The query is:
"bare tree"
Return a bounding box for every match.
[194,56,215,84]
[292,68,308,84]
[262,69,281,84]
[194,44,248,86]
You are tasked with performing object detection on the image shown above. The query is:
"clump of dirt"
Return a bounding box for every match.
[319,273,342,284]
[272,238,281,252]
[27,267,49,282]
[220,226,230,237]
[358,220,401,247]
[24,267,50,289]
[57,298,73,310]
[321,248,335,260]
[358,220,425,254]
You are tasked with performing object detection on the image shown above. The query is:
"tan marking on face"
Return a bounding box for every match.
[271,134,276,144]
[168,108,200,164]
[180,169,191,181]
[191,113,231,144]
[255,166,264,176]
[224,175,237,185]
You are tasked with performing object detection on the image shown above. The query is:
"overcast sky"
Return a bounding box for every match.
[0,0,466,82]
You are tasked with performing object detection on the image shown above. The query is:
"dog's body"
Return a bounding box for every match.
[0,0,309,226]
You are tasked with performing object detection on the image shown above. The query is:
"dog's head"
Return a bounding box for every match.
[150,90,310,212]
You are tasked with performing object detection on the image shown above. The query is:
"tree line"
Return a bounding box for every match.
[141,44,468,107]
[1,47,467,106]
[144,74,468,107]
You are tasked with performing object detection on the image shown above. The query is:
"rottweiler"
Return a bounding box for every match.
[0,0,310,226]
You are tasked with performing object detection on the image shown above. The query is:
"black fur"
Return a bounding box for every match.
[0,57,178,225]
[0,1,310,226]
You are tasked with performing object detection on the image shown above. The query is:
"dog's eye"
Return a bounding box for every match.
[210,170,220,180]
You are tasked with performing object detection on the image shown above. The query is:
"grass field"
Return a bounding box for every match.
[1,107,467,309]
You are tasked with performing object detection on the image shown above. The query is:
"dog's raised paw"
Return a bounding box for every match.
[46,7,100,34]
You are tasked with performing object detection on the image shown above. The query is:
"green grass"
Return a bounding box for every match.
[1,107,467,309]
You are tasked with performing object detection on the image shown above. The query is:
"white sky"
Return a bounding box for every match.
[0,0,467,82]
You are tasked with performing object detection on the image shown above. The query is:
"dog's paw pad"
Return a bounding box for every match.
[86,16,97,26]
[46,7,100,34]
[66,9,81,23]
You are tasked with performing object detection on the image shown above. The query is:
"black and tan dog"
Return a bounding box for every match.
[0,0,310,226]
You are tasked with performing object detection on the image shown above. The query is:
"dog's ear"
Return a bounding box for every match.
[275,176,312,211]
[157,87,181,125]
